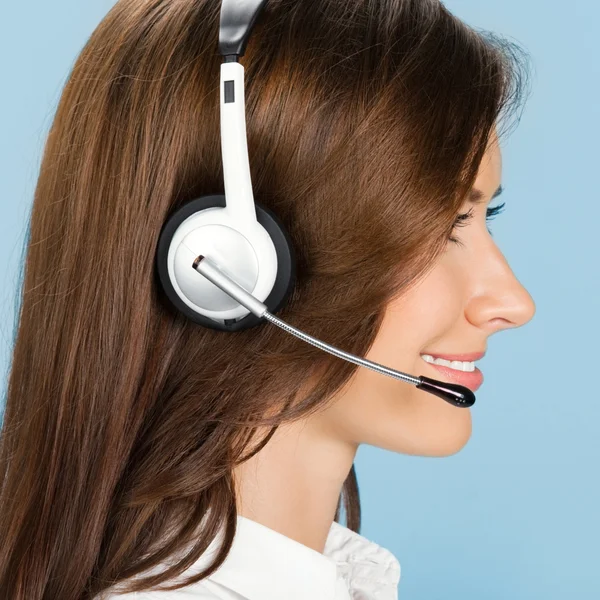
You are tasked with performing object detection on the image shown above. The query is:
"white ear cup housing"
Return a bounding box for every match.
[156,195,296,332]
[168,207,277,321]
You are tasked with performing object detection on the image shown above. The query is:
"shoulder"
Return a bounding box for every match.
[95,578,247,600]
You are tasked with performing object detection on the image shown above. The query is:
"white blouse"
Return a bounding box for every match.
[98,514,401,600]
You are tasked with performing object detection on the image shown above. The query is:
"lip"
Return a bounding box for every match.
[419,352,485,392]
[421,351,486,362]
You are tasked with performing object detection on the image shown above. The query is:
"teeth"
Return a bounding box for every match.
[420,354,475,372]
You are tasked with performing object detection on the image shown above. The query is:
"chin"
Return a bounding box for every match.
[419,408,473,457]
[366,402,473,457]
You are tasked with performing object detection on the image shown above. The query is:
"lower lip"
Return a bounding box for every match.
[420,357,484,391]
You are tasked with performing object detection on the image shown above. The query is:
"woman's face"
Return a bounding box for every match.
[316,132,536,456]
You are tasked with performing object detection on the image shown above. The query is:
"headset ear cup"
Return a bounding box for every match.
[155,194,296,332]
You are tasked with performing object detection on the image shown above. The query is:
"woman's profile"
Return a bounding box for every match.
[0,1,536,599]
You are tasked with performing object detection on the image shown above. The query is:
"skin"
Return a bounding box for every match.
[233,129,536,553]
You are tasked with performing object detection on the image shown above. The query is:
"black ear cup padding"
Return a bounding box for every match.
[155,194,296,332]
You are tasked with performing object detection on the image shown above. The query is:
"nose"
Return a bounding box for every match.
[465,240,536,333]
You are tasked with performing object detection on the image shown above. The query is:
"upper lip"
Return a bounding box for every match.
[421,351,486,362]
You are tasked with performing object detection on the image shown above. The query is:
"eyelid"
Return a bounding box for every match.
[453,207,475,227]
[448,202,506,246]
[456,202,506,224]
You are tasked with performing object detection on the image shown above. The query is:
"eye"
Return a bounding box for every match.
[448,202,506,247]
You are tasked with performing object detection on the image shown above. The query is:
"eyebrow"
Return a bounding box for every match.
[468,184,503,204]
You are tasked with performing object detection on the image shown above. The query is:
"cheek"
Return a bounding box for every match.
[379,263,464,351]
[316,262,472,455]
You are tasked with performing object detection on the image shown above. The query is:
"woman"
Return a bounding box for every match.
[0,0,536,598]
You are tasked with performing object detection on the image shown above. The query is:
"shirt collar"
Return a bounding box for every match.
[184,514,401,600]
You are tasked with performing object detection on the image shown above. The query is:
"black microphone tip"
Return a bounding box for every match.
[416,375,476,408]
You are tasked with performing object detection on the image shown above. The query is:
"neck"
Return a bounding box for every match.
[232,413,358,553]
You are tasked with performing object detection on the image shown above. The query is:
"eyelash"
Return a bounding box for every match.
[448,202,506,247]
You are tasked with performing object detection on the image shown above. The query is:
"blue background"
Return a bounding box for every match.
[1,1,598,598]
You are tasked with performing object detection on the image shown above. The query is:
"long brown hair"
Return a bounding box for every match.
[0,1,530,598]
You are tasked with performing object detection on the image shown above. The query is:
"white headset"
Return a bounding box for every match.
[156,0,295,332]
